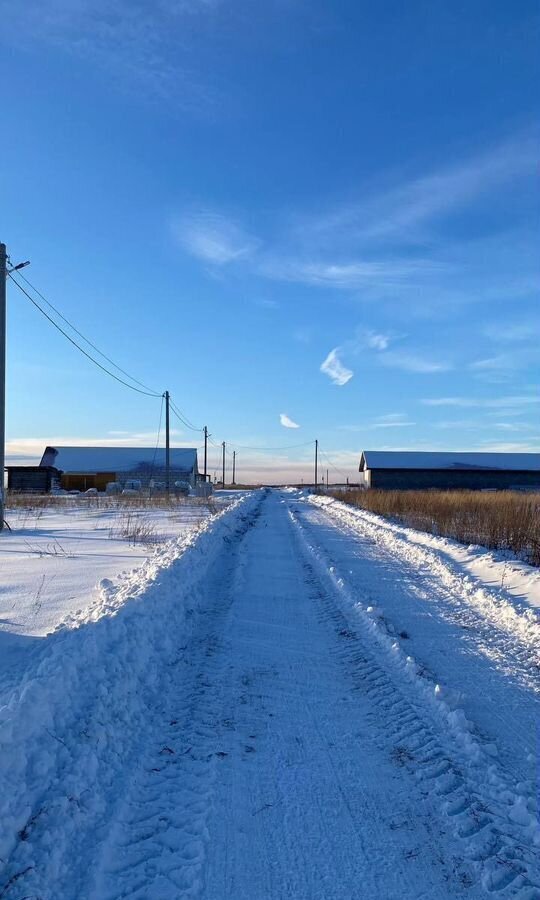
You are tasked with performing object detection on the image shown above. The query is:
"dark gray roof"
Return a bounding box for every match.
[360,450,540,472]
[40,446,198,474]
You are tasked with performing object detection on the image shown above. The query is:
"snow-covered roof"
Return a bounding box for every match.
[359,450,540,472]
[40,446,198,474]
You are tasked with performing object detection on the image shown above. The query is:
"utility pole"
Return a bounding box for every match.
[203,426,208,481]
[326,469,329,490]
[314,439,318,490]
[164,390,170,500]
[232,450,236,485]
[0,243,6,532]
[222,441,226,488]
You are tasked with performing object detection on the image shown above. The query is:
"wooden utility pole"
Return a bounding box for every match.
[0,243,6,532]
[232,450,236,485]
[314,439,318,490]
[222,441,225,488]
[326,469,329,490]
[165,390,170,499]
[203,426,208,481]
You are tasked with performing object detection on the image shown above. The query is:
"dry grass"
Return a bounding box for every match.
[108,512,160,545]
[5,492,215,512]
[330,489,540,566]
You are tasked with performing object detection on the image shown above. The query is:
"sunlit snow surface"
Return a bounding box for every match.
[0,489,538,899]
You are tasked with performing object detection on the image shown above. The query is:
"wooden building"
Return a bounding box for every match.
[359,450,540,491]
[5,465,62,493]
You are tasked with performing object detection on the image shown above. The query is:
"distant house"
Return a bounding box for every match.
[359,450,540,491]
[40,446,199,492]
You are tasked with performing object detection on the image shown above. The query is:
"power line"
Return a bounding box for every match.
[12,270,160,396]
[168,398,203,433]
[319,449,351,480]
[9,273,161,398]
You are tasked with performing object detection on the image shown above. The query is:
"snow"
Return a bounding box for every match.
[40,445,198,472]
[361,449,540,470]
[0,489,538,898]
[0,496,231,687]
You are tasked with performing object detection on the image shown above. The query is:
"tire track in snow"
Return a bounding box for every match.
[202,492,481,899]
[90,498,264,900]
[311,496,540,679]
[0,493,262,900]
[303,497,538,789]
[288,498,540,898]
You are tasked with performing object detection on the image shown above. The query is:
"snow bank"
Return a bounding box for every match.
[310,494,540,651]
[0,491,257,869]
[290,498,540,895]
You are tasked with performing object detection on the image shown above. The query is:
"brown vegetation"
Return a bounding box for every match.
[330,489,540,566]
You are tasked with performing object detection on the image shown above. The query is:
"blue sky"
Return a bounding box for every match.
[1,0,539,482]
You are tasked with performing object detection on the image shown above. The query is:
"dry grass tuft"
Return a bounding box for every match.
[331,489,540,566]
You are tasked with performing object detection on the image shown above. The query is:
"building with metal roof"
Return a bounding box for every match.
[39,446,199,492]
[359,450,540,490]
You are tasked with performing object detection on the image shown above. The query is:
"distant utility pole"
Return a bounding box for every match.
[164,390,170,499]
[326,469,329,490]
[222,441,226,488]
[0,243,6,532]
[232,450,236,485]
[314,439,318,490]
[203,426,208,481]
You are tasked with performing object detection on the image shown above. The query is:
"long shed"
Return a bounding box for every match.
[39,446,199,492]
[359,450,540,490]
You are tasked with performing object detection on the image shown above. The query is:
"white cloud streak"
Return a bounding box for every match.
[175,212,259,264]
[320,348,354,386]
[301,133,538,245]
[0,0,223,104]
[379,352,451,374]
[367,413,415,428]
[279,413,300,429]
[422,395,538,409]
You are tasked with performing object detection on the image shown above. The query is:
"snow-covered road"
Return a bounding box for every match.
[1,490,538,899]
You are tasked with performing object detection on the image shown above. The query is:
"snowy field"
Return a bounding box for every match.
[0,494,234,687]
[0,489,538,898]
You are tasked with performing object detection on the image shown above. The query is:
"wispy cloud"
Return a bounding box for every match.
[300,133,538,245]
[367,413,415,429]
[175,212,259,264]
[0,0,224,105]
[379,352,451,374]
[470,355,511,371]
[259,257,440,289]
[423,395,538,409]
[320,348,354,386]
[483,321,540,342]
[364,330,392,351]
[279,413,300,429]
[5,430,188,463]
[478,440,540,452]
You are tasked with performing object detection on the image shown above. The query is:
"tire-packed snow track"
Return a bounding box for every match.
[290,495,540,898]
[1,490,538,899]
[0,492,261,899]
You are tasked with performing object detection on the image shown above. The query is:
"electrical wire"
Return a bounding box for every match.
[168,398,203,433]
[228,440,315,451]
[12,270,161,396]
[9,271,328,470]
[319,449,351,480]
[9,273,162,398]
